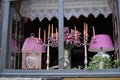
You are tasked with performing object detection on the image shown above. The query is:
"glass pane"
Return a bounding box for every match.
[8,3,22,69]
[6,0,120,71]
[62,0,116,70]
[20,0,59,70]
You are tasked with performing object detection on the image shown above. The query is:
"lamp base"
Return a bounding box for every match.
[87,52,112,70]
[95,51,110,59]
[94,52,111,69]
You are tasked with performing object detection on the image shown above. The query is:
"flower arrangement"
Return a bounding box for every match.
[49,27,82,69]
[49,27,82,50]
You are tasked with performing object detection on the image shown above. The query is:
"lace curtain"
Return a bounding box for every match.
[20,0,112,21]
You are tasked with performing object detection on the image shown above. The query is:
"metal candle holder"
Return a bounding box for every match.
[43,36,58,70]
[45,36,89,69]
[83,35,89,69]
[46,37,50,70]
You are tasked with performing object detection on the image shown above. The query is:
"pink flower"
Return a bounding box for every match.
[50,27,82,49]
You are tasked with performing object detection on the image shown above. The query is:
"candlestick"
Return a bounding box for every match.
[39,28,41,40]
[44,30,46,43]
[92,26,96,39]
[83,23,86,43]
[84,23,86,36]
[48,24,50,37]
[86,23,88,36]
[46,41,50,70]
[84,42,88,69]
[56,28,58,40]
[74,26,77,40]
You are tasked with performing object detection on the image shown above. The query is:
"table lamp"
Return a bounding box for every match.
[88,34,114,69]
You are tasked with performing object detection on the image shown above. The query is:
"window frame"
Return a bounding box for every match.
[0,0,120,78]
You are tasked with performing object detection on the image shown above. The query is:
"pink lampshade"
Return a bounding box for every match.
[21,36,46,53]
[88,34,114,52]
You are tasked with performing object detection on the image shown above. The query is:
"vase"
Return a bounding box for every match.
[64,49,71,69]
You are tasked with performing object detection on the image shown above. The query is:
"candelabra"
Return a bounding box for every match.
[83,35,89,69]
[45,37,51,70]
[44,26,92,69]
[46,39,50,70]
[43,36,58,70]
[41,34,90,69]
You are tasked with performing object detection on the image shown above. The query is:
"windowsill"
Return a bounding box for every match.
[0,69,120,78]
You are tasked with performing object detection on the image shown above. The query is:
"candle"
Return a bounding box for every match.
[74,26,77,39]
[48,24,50,37]
[51,24,54,37]
[39,28,41,40]
[92,26,96,39]
[84,23,86,36]
[86,23,88,36]
[44,30,46,43]
[83,23,86,43]
[56,28,58,40]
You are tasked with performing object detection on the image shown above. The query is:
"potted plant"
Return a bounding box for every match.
[87,53,112,70]
[113,58,120,68]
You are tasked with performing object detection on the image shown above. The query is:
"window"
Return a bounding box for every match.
[0,0,120,78]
